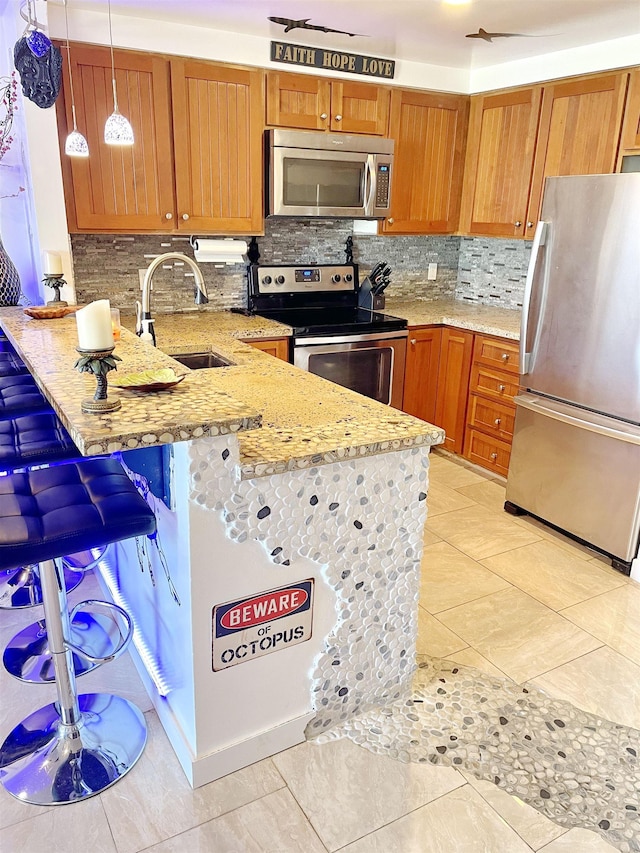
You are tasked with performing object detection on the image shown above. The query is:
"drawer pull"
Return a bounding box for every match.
[494,418,501,426]
[490,452,498,461]
[410,338,417,346]
[501,353,510,362]
[498,384,506,392]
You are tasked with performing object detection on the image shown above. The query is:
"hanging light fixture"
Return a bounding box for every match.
[104,0,134,145]
[63,0,88,157]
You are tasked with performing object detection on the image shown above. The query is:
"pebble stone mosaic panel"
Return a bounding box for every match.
[189,436,431,726]
[313,655,640,853]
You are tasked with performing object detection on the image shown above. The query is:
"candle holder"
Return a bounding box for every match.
[43,273,68,307]
[74,346,122,414]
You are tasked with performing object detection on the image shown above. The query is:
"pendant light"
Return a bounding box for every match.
[104,0,134,145]
[63,0,89,157]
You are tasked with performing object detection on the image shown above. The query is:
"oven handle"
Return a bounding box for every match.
[295,330,408,346]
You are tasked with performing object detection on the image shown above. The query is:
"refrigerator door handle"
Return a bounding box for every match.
[520,221,548,375]
[514,393,640,445]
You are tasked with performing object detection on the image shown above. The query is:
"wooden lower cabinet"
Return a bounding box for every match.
[434,328,474,453]
[242,337,290,360]
[463,334,520,475]
[402,328,442,424]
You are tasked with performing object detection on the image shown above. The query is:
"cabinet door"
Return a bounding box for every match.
[242,338,290,360]
[434,328,473,453]
[266,71,330,130]
[384,89,469,234]
[58,45,175,232]
[459,88,542,238]
[618,67,640,167]
[330,81,390,135]
[402,327,442,424]
[527,72,628,226]
[171,60,264,233]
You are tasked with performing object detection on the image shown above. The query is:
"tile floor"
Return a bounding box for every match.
[1,448,639,852]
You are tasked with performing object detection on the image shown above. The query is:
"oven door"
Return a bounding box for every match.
[293,331,407,408]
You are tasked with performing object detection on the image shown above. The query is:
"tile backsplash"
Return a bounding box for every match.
[70,223,530,313]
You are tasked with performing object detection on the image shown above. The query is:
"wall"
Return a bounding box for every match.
[71,223,527,313]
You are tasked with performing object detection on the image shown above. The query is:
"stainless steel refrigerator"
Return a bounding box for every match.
[505,173,640,574]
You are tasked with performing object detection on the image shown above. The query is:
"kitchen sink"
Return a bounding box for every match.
[171,351,233,369]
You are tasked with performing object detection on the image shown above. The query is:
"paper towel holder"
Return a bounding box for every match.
[189,235,248,264]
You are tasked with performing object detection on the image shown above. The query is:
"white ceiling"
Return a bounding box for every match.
[59,0,640,70]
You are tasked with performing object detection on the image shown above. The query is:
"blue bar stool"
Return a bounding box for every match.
[0,351,29,377]
[0,375,50,418]
[0,411,84,609]
[0,457,156,804]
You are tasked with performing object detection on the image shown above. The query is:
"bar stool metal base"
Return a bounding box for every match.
[0,693,147,805]
[3,609,123,683]
[0,565,83,609]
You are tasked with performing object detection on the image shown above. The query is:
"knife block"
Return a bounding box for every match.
[357,277,386,312]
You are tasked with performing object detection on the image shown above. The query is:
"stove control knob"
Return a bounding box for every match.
[275,275,286,285]
[332,274,342,283]
[344,273,353,282]
[262,275,272,286]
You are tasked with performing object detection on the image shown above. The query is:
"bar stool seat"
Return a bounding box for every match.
[0,375,50,418]
[0,351,29,377]
[0,412,80,473]
[0,457,156,805]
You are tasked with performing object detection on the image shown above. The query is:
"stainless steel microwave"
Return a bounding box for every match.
[266,129,394,219]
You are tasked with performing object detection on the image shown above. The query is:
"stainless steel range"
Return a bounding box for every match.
[247,263,408,408]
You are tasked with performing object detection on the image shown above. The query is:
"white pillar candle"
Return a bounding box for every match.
[75,299,114,350]
[42,251,63,276]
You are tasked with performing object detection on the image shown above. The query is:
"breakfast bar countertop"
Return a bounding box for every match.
[0,308,444,478]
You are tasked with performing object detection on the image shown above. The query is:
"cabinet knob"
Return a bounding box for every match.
[527,221,534,228]
[165,212,173,220]
[387,217,394,225]
[498,384,506,392]
[494,418,502,426]
[334,114,342,121]
[514,221,522,227]
[490,452,498,461]
[501,353,510,362]
[320,112,328,120]
[410,338,417,346]
[182,213,190,221]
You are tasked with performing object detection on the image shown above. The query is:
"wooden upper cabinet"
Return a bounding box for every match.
[384,89,469,234]
[58,45,175,232]
[266,71,390,134]
[459,87,542,238]
[171,60,264,234]
[527,72,628,226]
[618,67,640,167]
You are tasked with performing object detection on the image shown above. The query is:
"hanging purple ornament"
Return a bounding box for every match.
[13,36,62,109]
[25,28,52,59]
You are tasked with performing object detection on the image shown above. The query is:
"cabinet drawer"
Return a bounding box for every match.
[472,335,519,374]
[463,429,512,477]
[469,363,519,402]
[467,394,516,440]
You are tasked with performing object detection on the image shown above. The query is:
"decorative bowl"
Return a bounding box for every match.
[110,368,186,392]
[23,305,81,319]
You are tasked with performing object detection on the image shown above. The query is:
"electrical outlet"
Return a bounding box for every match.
[427,263,437,280]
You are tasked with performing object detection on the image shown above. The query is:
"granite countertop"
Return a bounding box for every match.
[0,308,444,478]
[384,298,521,340]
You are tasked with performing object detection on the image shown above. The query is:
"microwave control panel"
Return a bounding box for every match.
[375,163,391,209]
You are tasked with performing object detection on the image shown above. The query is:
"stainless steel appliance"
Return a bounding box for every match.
[505,173,640,574]
[247,263,407,408]
[266,129,393,219]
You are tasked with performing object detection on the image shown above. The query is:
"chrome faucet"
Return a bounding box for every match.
[135,253,208,346]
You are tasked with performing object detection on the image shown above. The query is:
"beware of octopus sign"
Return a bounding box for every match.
[212,579,314,670]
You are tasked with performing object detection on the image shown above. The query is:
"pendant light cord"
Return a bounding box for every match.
[107,0,119,113]
[63,0,78,131]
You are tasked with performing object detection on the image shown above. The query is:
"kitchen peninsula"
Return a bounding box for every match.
[0,307,443,788]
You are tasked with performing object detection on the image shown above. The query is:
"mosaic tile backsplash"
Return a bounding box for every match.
[71,223,530,313]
